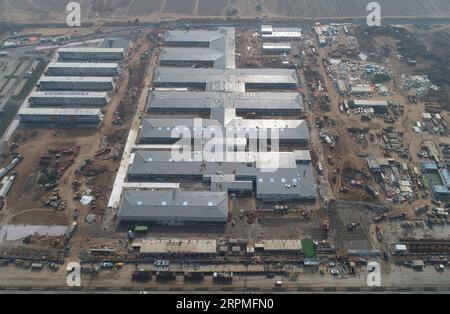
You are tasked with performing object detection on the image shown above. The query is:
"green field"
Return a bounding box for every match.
[301,239,316,259]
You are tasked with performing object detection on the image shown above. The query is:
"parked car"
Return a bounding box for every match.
[100,262,114,269]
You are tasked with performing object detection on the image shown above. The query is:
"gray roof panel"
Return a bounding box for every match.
[154,67,298,90]
[118,189,228,222]
[147,91,304,112]
[128,150,317,200]
[138,118,309,143]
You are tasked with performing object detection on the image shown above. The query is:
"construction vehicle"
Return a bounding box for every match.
[375,226,382,242]
[347,221,360,231]
[340,187,350,194]
[100,262,114,269]
[435,264,445,272]
[274,280,284,290]
[373,214,388,223]
[48,262,59,272]
[30,263,44,271]
[365,184,379,197]
[389,213,407,221]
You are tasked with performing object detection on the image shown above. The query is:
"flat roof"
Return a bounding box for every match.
[421,161,439,171]
[161,48,224,62]
[30,91,108,98]
[163,28,235,69]
[293,150,312,161]
[263,43,292,49]
[259,240,303,251]
[351,85,372,93]
[261,26,302,39]
[99,38,130,50]
[165,30,225,43]
[58,47,124,53]
[19,108,102,116]
[160,48,229,69]
[128,150,317,200]
[117,189,228,221]
[256,163,316,198]
[139,118,309,142]
[154,67,298,90]
[261,25,273,32]
[39,76,113,83]
[352,100,389,107]
[48,62,119,68]
[148,91,304,112]
[140,238,217,254]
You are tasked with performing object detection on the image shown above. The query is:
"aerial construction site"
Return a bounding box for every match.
[0,1,450,295]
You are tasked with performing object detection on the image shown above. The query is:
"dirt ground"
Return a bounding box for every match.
[2,0,450,25]
[298,23,450,260]
[0,31,157,258]
[0,22,448,281]
[328,200,377,251]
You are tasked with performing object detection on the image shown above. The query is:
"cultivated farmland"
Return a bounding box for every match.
[1,0,450,24]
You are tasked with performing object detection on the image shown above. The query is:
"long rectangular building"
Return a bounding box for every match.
[117,189,229,225]
[261,25,302,40]
[160,48,226,68]
[138,118,309,146]
[18,108,103,128]
[263,43,292,53]
[29,91,110,107]
[127,150,317,201]
[163,28,235,69]
[58,47,125,61]
[47,63,119,77]
[38,76,114,91]
[139,239,218,255]
[165,30,228,47]
[350,100,389,112]
[153,67,298,91]
[147,91,304,115]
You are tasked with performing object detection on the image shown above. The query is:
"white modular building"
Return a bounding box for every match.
[261,25,302,41]
[263,43,292,53]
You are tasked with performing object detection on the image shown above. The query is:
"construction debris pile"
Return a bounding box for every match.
[315,24,341,46]
[95,136,123,161]
[417,112,448,136]
[37,146,80,189]
[325,58,391,96]
[379,127,409,159]
[44,190,67,211]
[439,144,450,168]
[368,157,416,203]
[402,75,439,97]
